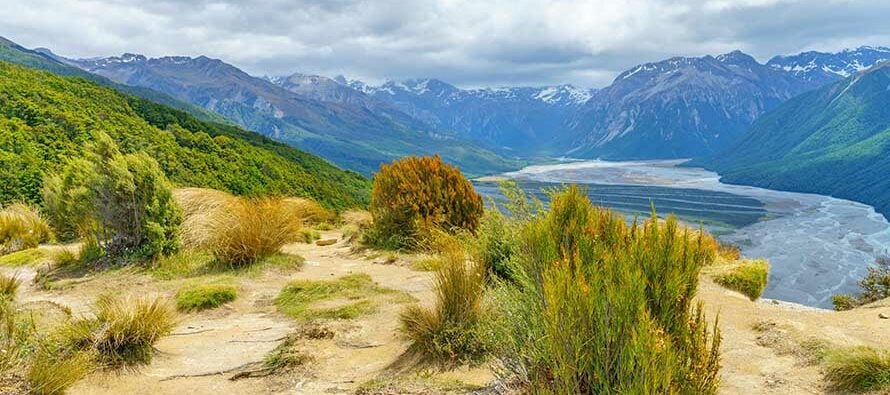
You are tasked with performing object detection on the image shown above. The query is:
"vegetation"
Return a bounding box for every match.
[471,205,518,281]
[400,235,488,365]
[0,61,370,211]
[26,347,94,395]
[490,185,721,393]
[0,203,52,254]
[0,248,47,267]
[367,156,483,249]
[57,295,176,365]
[823,346,890,392]
[833,256,890,310]
[207,197,303,266]
[0,274,20,299]
[43,132,182,261]
[714,259,770,300]
[275,274,410,321]
[176,284,238,312]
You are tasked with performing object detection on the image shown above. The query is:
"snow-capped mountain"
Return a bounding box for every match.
[766,46,890,85]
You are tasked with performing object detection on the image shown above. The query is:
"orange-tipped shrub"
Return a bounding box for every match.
[367,156,483,249]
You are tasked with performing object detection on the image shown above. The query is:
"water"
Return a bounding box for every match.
[477,160,890,308]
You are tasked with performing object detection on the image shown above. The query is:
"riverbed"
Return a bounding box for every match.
[477,159,890,308]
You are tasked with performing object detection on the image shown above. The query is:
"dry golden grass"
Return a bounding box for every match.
[0,274,21,299]
[282,198,335,225]
[173,188,237,248]
[207,197,304,266]
[0,203,52,254]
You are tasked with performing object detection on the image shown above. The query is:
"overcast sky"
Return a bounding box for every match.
[3,0,889,88]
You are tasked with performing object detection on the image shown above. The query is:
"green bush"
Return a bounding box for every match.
[714,259,770,300]
[832,256,890,310]
[491,185,721,394]
[823,346,890,392]
[0,203,52,255]
[472,207,517,281]
[401,237,488,365]
[176,284,237,312]
[42,132,182,261]
[367,156,483,250]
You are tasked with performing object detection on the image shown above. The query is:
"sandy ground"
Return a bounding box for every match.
[2,232,888,395]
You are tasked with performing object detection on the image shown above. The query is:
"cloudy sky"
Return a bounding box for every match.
[3,0,890,88]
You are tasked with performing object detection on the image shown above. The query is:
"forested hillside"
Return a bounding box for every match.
[699,62,890,218]
[0,61,370,209]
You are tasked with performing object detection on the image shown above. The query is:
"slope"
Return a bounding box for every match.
[0,61,369,209]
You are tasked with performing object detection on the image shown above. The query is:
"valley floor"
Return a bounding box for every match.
[2,231,888,395]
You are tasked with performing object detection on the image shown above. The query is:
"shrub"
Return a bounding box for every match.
[176,284,238,312]
[832,256,890,310]
[472,207,517,281]
[207,197,303,266]
[59,295,176,365]
[42,132,182,261]
[0,203,52,255]
[823,346,890,392]
[367,156,483,249]
[491,185,721,394]
[714,259,770,300]
[0,274,20,299]
[400,239,488,365]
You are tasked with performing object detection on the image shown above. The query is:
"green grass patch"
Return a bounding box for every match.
[275,273,412,321]
[149,250,303,280]
[176,284,238,312]
[714,259,770,300]
[0,248,47,267]
[356,373,484,395]
[824,346,890,393]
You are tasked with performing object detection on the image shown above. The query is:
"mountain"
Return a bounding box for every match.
[0,36,229,124]
[555,50,822,159]
[766,46,890,86]
[0,60,369,209]
[699,61,890,218]
[66,54,519,176]
[347,78,594,155]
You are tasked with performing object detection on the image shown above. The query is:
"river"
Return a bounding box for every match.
[475,159,890,309]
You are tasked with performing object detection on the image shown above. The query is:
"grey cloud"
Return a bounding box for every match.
[1,0,888,88]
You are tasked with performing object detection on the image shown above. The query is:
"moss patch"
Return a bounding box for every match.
[714,259,770,300]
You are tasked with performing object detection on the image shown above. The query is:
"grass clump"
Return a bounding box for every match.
[490,185,721,394]
[275,273,409,321]
[175,284,238,312]
[0,203,52,255]
[400,236,488,366]
[714,259,770,300]
[0,274,20,299]
[26,348,94,395]
[299,229,321,244]
[366,155,483,250]
[58,295,176,365]
[208,197,303,266]
[823,346,890,392]
[833,256,890,310]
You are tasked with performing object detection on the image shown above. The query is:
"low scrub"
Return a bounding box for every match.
[833,256,890,311]
[176,284,238,312]
[58,295,176,365]
[491,185,721,393]
[0,203,52,255]
[823,346,890,392]
[275,274,409,321]
[367,155,483,250]
[401,239,488,365]
[714,259,770,300]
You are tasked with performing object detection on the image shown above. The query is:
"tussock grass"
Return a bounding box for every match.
[823,346,890,392]
[714,259,770,300]
[299,229,321,244]
[0,274,21,299]
[26,348,94,395]
[58,295,176,365]
[0,203,52,255]
[409,256,445,272]
[51,248,80,268]
[340,210,373,242]
[275,273,410,321]
[400,234,488,365]
[176,284,237,312]
[282,198,335,225]
[173,188,237,249]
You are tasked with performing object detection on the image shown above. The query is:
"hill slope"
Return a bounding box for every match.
[700,62,890,218]
[67,54,519,176]
[0,61,369,209]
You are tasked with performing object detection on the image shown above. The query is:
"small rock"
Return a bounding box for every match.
[315,238,337,246]
[879,312,889,319]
